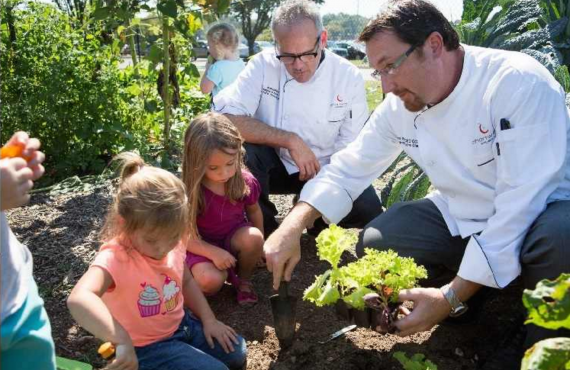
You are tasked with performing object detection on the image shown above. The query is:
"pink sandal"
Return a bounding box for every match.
[236,280,258,306]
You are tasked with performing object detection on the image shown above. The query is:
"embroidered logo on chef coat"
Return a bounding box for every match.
[261,86,279,100]
[331,94,348,109]
[397,136,419,148]
[472,123,496,146]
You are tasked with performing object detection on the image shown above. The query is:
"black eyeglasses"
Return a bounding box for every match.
[275,36,321,65]
[371,44,416,80]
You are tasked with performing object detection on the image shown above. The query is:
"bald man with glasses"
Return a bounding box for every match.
[213,0,383,238]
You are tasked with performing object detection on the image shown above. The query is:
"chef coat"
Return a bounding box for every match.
[300,45,570,289]
[213,49,369,174]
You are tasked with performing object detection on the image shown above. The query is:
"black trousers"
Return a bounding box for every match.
[244,143,384,236]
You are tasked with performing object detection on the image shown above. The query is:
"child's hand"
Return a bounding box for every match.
[210,248,236,270]
[202,317,240,354]
[2,131,45,180]
[1,157,34,211]
[105,342,138,370]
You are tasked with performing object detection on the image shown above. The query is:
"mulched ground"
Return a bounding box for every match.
[6,175,524,370]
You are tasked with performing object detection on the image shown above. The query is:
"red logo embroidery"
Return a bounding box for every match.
[479,124,489,134]
[336,94,343,102]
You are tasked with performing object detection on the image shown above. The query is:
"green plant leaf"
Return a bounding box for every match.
[92,6,110,21]
[521,338,570,370]
[158,0,178,18]
[523,273,570,330]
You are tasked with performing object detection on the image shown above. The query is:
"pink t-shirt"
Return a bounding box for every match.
[92,239,186,347]
[197,170,261,245]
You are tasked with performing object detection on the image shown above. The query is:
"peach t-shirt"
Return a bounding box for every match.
[92,239,186,347]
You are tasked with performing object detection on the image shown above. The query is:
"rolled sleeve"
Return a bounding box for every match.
[300,104,402,222]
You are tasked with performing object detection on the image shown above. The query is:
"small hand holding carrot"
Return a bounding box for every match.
[0,132,45,211]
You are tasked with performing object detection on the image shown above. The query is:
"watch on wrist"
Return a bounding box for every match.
[440,283,469,317]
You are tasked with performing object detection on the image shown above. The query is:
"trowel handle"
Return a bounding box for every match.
[278,280,289,298]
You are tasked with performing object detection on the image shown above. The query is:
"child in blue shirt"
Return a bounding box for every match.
[200,23,246,97]
[1,132,55,369]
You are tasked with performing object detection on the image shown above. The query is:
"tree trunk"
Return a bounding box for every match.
[126,19,138,71]
[162,17,171,151]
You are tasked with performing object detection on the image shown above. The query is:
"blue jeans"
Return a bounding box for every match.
[135,310,247,370]
[1,276,56,370]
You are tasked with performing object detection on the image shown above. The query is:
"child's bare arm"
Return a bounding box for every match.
[182,266,239,353]
[67,266,131,345]
[200,60,215,94]
[245,202,264,236]
[186,238,236,270]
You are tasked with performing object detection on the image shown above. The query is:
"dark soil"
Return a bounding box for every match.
[6,178,524,370]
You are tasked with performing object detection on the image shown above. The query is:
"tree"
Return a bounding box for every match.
[231,0,324,55]
[322,13,369,40]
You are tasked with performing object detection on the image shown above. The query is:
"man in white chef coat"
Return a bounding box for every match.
[263,0,570,368]
[213,0,383,237]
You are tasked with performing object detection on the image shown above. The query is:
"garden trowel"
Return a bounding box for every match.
[270,281,297,348]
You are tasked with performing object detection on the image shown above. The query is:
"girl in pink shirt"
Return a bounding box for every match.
[67,152,246,370]
[183,112,264,306]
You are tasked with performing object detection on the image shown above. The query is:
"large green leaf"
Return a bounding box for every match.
[521,338,570,370]
[157,0,178,18]
[523,273,570,330]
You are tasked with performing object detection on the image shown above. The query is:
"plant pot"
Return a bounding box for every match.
[352,308,371,328]
[335,300,352,322]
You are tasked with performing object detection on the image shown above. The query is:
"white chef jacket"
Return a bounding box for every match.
[212,49,369,174]
[300,45,570,289]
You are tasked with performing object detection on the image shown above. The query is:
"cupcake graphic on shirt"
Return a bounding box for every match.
[137,283,161,317]
[162,275,180,312]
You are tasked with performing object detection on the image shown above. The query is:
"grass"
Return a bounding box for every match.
[365,80,383,112]
[350,58,369,68]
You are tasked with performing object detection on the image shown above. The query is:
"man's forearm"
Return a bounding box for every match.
[225,114,296,149]
[281,201,322,234]
[450,276,482,302]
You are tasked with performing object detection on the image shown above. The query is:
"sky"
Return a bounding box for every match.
[319,0,464,22]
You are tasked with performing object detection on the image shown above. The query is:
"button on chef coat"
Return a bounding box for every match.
[213,49,369,174]
[300,45,570,288]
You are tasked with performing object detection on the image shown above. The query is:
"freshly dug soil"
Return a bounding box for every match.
[7,178,523,370]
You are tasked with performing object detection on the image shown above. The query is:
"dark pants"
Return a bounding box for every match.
[244,143,383,236]
[357,198,570,348]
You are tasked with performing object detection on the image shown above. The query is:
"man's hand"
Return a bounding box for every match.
[288,135,320,181]
[391,287,451,337]
[264,223,303,290]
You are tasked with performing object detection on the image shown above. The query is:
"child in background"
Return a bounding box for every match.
[1,132,55,370]
[67,152,247,370]
[200,23,245,97]
[183,113,264,306]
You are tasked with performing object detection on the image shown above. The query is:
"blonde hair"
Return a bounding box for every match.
[100,152,189,245]
[206,23,240,60]
[182,113,248,238]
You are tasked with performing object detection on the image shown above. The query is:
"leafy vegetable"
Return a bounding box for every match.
[523,273,570,330]
[393,351,438,370]
[521,338,570,370]
[303,225,427,316]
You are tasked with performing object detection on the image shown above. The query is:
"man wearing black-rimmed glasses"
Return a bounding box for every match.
[213,0,383,238]
[264,0,570,368]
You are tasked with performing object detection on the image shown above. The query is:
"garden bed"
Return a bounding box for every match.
[7,178,523,369]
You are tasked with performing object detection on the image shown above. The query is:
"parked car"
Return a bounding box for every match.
[327,41,349,58]
[336,41,366,60]
[192,40,209,60]
[256,41,274,52]
[238,42,262,59]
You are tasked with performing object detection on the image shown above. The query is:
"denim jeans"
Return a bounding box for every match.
[135,310,247,370]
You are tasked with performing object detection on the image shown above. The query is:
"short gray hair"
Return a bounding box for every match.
[271,0,323,38]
